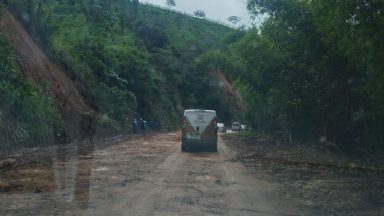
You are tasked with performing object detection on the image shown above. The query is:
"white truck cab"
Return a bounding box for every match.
[232,122,241,132]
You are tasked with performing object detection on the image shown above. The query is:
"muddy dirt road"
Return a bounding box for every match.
[1,132,303,216]
[1,132,383,216]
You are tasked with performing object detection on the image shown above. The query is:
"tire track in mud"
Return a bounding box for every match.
[1,132,308,216]
[116,150,223,216]
[83,133,305,216]
[87,135,227,216]
[83,134,186,216]
[219,137,303,216]
[120,148,188,216]
[166,152,227,216]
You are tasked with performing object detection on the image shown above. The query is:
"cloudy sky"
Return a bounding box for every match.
[140,0,256,26]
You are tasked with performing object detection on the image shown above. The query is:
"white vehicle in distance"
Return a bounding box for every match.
[182,109,218,152]
[232,122,241,132]
[217,123,226,133]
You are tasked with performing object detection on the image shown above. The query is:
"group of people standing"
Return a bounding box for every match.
[132,118,160,133]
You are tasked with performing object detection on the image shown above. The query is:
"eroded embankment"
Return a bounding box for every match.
[0,8,96,141]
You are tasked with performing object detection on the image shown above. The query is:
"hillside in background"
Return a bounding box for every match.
[0,0,240,150]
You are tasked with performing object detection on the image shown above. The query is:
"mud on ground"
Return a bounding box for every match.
[1,132,383,216]
[222,134,384,216]
[0,133,175,215]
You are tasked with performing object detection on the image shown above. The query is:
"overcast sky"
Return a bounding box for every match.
[140,0,256,27]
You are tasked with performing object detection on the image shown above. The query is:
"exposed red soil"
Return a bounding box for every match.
[0,10,90,114]
[0,9,97,140]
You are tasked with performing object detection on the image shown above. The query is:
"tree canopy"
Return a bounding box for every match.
[199,0,384,154]
[165,0,176,7]
[194,10,206,18]
[227,16,241,26]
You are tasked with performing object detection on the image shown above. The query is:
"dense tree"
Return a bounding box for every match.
[227,16,241,26]
[194,10,205,18]
[117,0,133,33]
[165,0,176,8]
[227,0,384,152]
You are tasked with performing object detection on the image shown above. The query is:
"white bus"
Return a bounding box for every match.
[181,109,218,152]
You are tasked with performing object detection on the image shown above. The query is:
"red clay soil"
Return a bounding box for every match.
[214,69,245,112]
[215,69,239,97]
[0,10,90,114]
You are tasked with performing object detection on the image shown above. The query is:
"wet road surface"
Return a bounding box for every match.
[0,132,303,216]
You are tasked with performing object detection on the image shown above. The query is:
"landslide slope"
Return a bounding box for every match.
[0,10,90,113]
[0,1,237,149]
[0,7,95,146]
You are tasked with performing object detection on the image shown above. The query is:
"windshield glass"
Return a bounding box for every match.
[1,0,383,215]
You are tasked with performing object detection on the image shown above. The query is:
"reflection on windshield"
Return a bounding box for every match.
[1,0,384,215]
[0,139,95,209]
[53,140,94,208]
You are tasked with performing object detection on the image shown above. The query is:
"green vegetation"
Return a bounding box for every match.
[2,0,237,142]
[205,0,384,153]
[0,31,63,150]
[4,0,382,156]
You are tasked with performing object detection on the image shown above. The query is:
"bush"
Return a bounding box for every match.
[0,33,63,152]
